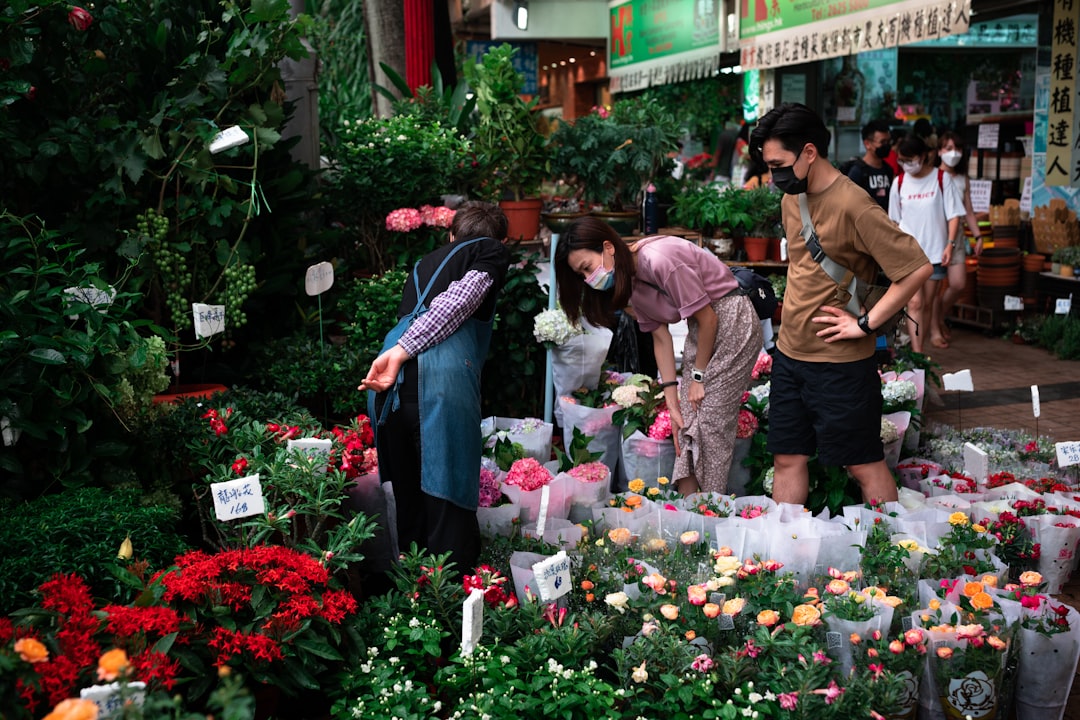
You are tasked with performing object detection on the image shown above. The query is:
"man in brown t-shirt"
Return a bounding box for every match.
[749,103,931,506]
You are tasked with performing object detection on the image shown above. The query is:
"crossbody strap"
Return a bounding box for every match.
[409,236,490,315]
[797,193,861,316]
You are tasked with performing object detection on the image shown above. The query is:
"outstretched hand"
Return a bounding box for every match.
[358,345,410,393]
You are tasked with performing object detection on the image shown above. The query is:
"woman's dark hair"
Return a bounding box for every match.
[749,103,832,164]
[451,201,507,241]
[896,134,930,161]
[554,216,635,329]
[938,130,970,175]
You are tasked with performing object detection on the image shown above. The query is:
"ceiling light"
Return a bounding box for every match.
[514,0,528,30]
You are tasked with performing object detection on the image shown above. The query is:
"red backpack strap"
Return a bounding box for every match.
[937,167,944,191]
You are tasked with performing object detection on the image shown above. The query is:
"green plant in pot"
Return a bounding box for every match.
[712,186,783,261]
[550,99,680,233]
[464,44,550,242]
[669,183,725,237]
[1051,246,1080,273]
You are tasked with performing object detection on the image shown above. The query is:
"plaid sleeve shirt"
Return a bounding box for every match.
[397,270,494,357]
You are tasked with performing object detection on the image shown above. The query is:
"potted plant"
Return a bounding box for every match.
[550,99,680,234]
[669,183,725,237]
[713,186,783,262]
[1051,246,1080,277]
[464,44,550,242]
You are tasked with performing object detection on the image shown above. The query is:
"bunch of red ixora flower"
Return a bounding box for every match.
[2,573,183,716]
[328,414,377,478]
[152,545,360,699]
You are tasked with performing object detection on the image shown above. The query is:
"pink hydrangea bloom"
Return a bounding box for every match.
[504,457,552,492]
[428,205,456,228]
[735,409,759,439]
[648,409,672,440]
[751,350,772,380]
[567,461,609,484]
[385,207,423,232]
[478,467,503,508]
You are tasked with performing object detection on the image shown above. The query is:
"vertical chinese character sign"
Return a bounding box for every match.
[1048,0,1080,187]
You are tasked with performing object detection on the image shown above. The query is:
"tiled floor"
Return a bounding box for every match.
[916,327,1080,718]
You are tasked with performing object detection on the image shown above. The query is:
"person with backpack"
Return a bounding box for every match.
[554,216,763,496]
[888,134,965,352]
[749,103,930,507]
[843,119,894,210]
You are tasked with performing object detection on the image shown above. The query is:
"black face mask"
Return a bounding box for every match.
[874,144,892,159]
[771,150,809,195]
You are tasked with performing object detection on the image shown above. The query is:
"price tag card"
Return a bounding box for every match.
[531,550,571,602]
[1032,385,1041,418]
[192,303,226,339]
[717,613,735,630]
[1057,441,1080,468]
[977,123,1000,150]
[535,484,551,537]
[968,180,993,214]
[286,438,333,473]
[209,125,249,154]
[942,369,974,392]
[81,681,147,713]
[1020,176,1032,213]
[64,285,116,318]
[963,442,989,483]
[304,261,335,296]
[211,474,265,521]
[1056,297,1073,315]
[461,588,485,655]
[1003,295,1023,311]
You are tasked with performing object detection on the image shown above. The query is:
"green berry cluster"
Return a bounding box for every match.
[223,262,256,329]
[139,209,191,329]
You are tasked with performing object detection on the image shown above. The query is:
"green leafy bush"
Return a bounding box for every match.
[0,486,188,614]
[338,269,409,364]
[255,334,368,421]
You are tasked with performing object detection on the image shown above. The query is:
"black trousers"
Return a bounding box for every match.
[376,396,481,576]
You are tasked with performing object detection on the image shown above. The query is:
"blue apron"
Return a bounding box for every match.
[368,237,494,511]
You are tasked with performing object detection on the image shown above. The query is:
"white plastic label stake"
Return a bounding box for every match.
[1003,295,1023,311]
[1056,296,1072,315]
[192,303,226,339]
[211,474,265,521]
[304,261,335,296]
[1056,441,1080,468]
[1031,385,1041,418]
[531,550,571,602]
[963,442,989,484]
[535,484,551,537]
[942,369,974,392]
[461,588,484,655]
[286,438,333,473]
[209,125,249,154]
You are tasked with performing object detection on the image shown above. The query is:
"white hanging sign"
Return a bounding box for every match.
[211,473,265,521]
[531,550,572,602]
[461,588,485,655]
[64,285,116,319]
[192,303,226,339]
[942,369,974,392]
[209,125,249,154]
[963,442,989,484]
[968,180,993,214]
[1056,296,1072,315]
[1057,441,1080,468]
[1003,295,1023,311]
[304,261,335,296]
[1031,385,1040,418]
[977,123,1000,150]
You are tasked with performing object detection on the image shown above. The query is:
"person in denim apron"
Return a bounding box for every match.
[361,202,511,574]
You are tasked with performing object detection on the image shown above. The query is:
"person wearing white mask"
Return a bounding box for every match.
[933,131,983,341]
[888,134,965,352]
[554,216,762,495]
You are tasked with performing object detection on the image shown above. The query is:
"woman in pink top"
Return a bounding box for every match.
[554,216,763,495]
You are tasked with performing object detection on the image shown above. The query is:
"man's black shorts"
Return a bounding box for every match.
[765,350,884,466]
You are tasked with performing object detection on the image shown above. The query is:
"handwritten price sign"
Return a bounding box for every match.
[531,550,571,602]
[211,474,265,521]
[192,303,226,339]
[1057,441,1080,469]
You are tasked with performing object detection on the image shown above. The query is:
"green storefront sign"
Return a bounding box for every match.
[739,0,908,40]
[609,0,721,69]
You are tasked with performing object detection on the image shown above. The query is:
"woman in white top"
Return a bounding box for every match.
[933,131,983,341]
[888,134,965,352]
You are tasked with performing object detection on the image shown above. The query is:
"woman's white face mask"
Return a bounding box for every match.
[899,160,923,175]
[940,150,962,168]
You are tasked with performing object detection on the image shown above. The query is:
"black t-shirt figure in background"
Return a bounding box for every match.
[845,119,894,211]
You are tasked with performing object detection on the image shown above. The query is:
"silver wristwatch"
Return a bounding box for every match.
[690,367,705,383]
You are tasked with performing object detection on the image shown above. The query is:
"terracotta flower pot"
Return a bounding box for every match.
[743,236,770,262]
[500,198,543,243]
[152,383,229,404]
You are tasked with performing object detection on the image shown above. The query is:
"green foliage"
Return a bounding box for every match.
[669,184,726,236]
[707,185,783,238]
[0,213,167,495]
[325,116,472,272]
[463,43,550,202]
[1034,312,1080,360]
[554,427,603,472]
[255,333,368,421]
[1,0,317,343]
[550,98,680,211]
[338,269,409,364]
[313,0,372,146]
[0,486,188,614]
[630,76,743,150]
[481,251,546,419]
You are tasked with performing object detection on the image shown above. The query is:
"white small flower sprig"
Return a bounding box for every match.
[533,307,585,347]
[881,379,918,413]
